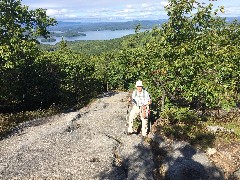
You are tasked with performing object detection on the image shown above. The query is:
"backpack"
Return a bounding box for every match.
[133,89,151,118]
[133,89,146,99]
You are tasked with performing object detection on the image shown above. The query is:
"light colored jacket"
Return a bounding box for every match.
[132,89,151,107]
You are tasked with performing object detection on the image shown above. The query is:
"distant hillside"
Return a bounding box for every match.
[225,16,240,22]
[48,17,239,33]
[48,20,168,32]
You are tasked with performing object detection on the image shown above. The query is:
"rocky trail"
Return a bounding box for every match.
[0,92,232,179]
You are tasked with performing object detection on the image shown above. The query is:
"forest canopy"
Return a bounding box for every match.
[0,0,239,115]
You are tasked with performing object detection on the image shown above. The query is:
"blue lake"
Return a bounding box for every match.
[39,29,148,45]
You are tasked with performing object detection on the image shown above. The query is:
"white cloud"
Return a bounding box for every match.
[141,3,150,8]
[46,9,59,16]
[126,4,133,9]
[160,1,169,7]
[224,6,240,16]
[123,8,135,13]
[46,9,78,19]
[23,0,170,21]
[22,0,240,22]
[48,6,167,21]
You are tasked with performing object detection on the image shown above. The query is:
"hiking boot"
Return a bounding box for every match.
[141,136,146,141]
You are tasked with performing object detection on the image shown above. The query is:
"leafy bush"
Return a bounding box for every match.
[0,104,61,138]
[104,0,239,115]
[153,107,216,149]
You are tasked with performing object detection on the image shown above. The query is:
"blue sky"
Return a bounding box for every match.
[21,0,240,22]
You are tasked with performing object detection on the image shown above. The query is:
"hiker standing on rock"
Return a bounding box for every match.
[127,80,151,137]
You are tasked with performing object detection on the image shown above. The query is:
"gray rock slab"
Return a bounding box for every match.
[0,92,154,180]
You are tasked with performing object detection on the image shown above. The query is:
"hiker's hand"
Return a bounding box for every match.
[142,105,146,110]
[148,100,152,105]
[127,97,131,103]
[132,99,137,105]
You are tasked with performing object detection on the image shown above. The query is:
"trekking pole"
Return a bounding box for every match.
[126,103,130,121]
[126,97,131,120]
[148,107,151,133]
[147,104,152,134]
[125,98,131,134]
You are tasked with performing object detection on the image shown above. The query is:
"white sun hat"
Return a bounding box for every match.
[135,80,143,87]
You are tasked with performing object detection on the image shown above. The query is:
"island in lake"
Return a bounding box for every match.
[41,31,87,42]
[41,37,56,42]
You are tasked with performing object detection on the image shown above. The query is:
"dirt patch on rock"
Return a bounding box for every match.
[207,142,240,179]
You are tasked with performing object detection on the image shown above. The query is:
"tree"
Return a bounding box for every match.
[0,0,57,111]
[150,0,240,112]
[0,0,57,65]
[106,0,239,114]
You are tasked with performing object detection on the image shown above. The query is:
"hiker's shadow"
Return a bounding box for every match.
[96,142,153,180]
[165,144,224,180]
